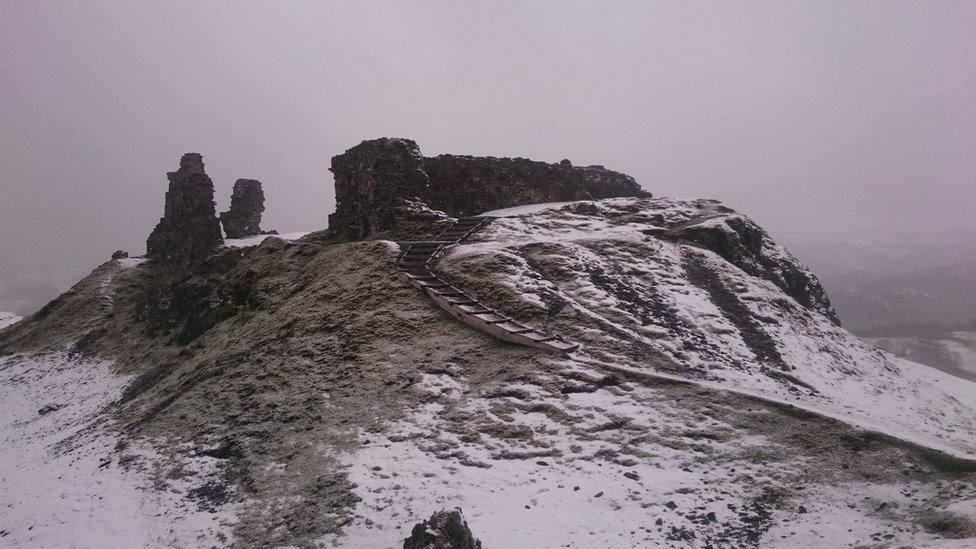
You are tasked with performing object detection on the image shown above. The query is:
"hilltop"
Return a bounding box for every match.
[1,140,974,548]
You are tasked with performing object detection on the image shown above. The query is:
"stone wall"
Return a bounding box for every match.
[146,153,223,268]
[327,138,650,240]
[423,154,648,218]
[328,138,428,241]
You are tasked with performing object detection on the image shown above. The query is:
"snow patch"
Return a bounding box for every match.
[478,201,580,217]
[0,353,237,547]
[0,311,21,329]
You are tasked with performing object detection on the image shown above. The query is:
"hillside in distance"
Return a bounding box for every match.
[783,230,976,376]
[783,230,976,334]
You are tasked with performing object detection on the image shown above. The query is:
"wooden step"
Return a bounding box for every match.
[483,317,511,324]
[431,289,465,297]
[398,215,578,355]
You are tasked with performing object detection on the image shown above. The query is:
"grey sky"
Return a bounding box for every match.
[2,1,975,285]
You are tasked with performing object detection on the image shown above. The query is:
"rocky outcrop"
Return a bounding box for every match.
[219,179,269,238]
[403,510,482,549]
[328,138,650,240]
[146,153,223,269]
[660,213,840,325]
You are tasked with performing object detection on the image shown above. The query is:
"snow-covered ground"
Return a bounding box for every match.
[479,201,579,217]
[868,331,976,380]
[0,353,237,547]
[0,311,21,329]
[329,375,785,547]
[321,197,976,547]
[330,362,975,548]
[5,197,975,548]
[223,232,310,248]
[449,198,976,458]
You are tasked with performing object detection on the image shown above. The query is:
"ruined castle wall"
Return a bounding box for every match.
[327,138,650,240]
[421,155,647,218]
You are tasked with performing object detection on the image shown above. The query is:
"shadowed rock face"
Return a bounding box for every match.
[146,153,223,269]
[327,137,650,240]
[219,179,267,238]
[402,510,481,549]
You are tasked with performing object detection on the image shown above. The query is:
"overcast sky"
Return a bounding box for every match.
[2,1,975,285]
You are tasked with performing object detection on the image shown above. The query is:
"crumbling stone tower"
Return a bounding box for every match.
[219,179,267,238]
[146,153,223,269]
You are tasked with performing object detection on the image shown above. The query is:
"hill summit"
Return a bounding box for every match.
[1,139,974,548]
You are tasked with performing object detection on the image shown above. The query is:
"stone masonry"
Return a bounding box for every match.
[219,179,268,238]
[327,137,650,240]
[146,153,223,268]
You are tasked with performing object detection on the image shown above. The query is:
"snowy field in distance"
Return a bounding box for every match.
[224,232,310,248]
[0,311,21,329]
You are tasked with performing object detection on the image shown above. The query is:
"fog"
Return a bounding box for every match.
[2,1,975,295]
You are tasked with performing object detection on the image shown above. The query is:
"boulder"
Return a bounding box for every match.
[111,250,129,260]
[146,153,223,269]
[219,179,268,238]
[402,510,481,549]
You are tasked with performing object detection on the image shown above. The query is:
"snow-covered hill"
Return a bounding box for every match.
[443,198,976,458]
[1,197,974,548]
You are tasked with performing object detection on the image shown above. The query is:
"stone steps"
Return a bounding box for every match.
[396,217,579,355]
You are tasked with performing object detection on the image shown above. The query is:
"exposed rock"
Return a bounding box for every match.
[219,179,269,238]
[403,510,482,549]
[111,250,129,260]
[146,153,223,269]
[660,214,840,325]
[140,247,251,345]
[328,137,650,240]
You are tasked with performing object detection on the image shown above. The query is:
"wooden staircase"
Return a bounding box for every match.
[397,217,579,354]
